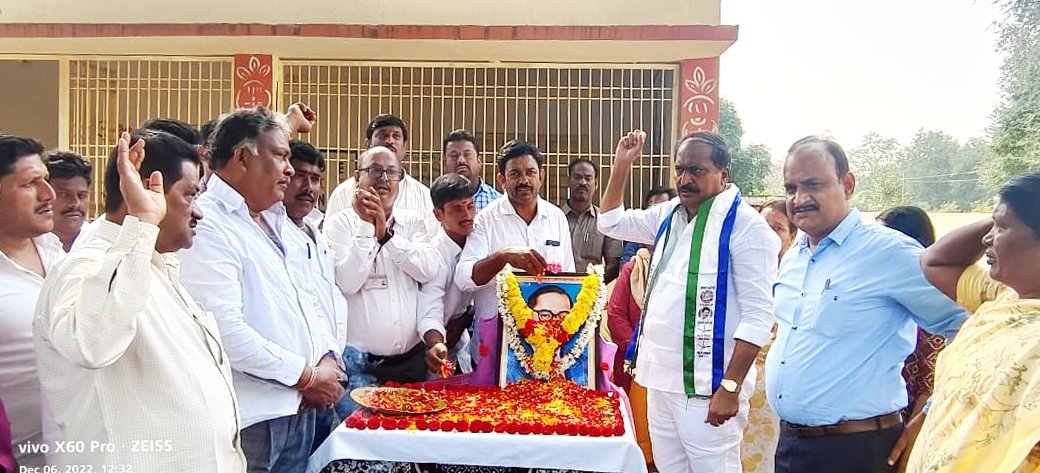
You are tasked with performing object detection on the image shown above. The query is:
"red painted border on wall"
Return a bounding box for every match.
[0,23,738,42]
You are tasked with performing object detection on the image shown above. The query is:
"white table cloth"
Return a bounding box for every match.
[307,395,648,473]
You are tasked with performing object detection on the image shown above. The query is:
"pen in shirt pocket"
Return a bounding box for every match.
[821,278,831,295]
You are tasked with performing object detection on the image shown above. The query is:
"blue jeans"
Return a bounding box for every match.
[241,411,316,473]
[311,407,339,454]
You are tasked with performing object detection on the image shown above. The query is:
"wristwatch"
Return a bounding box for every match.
[719,378,739,393]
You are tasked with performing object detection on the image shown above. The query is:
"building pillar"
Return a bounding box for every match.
[233,54,274,109]
[678,57,720,136]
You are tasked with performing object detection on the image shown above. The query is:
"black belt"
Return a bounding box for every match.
[782,412,904,438]
[367,342,424,366]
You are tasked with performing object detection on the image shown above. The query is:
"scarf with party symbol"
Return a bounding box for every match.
[624,184,741,397]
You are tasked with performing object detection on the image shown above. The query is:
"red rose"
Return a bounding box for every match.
[426,420,441,430]
[415,419,428,430]
[494,422,507,433]
[366,418,381,430]
[456,419,470,432]
[441,420,456,432]
[600,362,610,371]
[481,422,494,433]
[479,344,490,357]
[613,424,625,436]
[381,418,398,430]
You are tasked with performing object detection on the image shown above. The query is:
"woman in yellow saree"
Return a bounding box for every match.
[895,171,1040,473]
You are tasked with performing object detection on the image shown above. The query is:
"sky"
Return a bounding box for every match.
[720,0,1005,160]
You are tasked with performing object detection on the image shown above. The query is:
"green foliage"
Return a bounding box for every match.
[717,98,773,195]
[732,144,772,195]
[986,0,1040,186]
[851,131,994,211]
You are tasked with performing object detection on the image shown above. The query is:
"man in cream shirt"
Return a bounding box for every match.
[34,131,245,471]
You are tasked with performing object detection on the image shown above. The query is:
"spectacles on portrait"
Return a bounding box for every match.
[534,309,570,321]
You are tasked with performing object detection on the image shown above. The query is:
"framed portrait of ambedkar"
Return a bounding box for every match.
[494,269,607,389]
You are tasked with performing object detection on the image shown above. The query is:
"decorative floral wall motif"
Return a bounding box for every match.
[234,54,273,109]
[679,58,720,135]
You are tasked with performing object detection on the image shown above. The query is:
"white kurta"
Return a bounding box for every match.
[34,217,245,472]
[597,197,779,394]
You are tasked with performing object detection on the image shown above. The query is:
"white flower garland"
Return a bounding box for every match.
[496,264,607,381]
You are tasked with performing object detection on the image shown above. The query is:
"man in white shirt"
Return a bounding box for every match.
[455,139,575,373]
[0,134,60,469]
[285,140,346,349]
[283,139,347,451]
[178,107,344,473]
[325,114,436,232]
[43,150,92,252]
[326,146,439,414]
[597,130,779,473]
[34,130,246,472]
[419,173,478,375]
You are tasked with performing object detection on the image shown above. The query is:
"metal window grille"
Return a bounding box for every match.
[281,62,677,209]
[68,57,234,216]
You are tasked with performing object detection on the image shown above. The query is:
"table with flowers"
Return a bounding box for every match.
[307,267,645,473]
[306,380,647,473]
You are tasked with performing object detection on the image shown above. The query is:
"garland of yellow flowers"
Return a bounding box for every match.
[497,266,605,380]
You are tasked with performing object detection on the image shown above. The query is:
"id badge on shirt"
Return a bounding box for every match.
[365,274,389,290]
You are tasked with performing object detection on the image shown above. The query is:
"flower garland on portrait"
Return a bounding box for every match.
[496,265,607,381]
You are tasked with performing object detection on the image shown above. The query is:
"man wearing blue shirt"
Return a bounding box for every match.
[767,136,967,473]
[441,129,501,212]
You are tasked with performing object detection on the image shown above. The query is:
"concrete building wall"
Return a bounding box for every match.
[0,0,720,26]
[0,59,59,148]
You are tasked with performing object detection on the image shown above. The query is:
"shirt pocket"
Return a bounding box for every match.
[810,290,886,338]
[578,233,605,262]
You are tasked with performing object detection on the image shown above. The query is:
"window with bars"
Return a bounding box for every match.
[68,57,234,216]
[281,62,678,209]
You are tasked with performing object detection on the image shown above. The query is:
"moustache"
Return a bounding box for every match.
[791,205,819,214]
[61,210,85,218]
[295,192,315,202]
[35,204,53,214]
[516,185,533,192]
[679,184,700,194]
